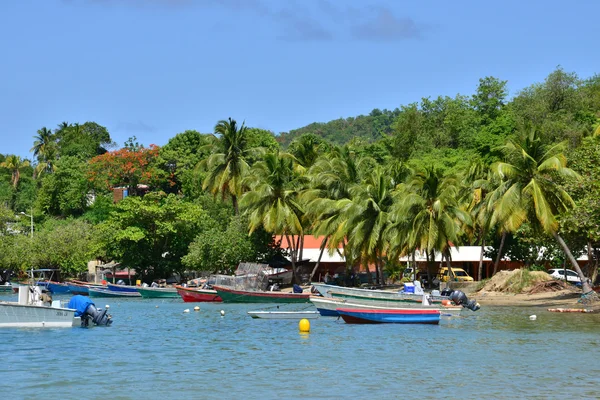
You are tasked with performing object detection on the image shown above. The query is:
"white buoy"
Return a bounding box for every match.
[220,310,225,316]
[156,305,159,308]
[105,305,110,309]
[194,306,200,311]
[529,315,537,321]
[183,309,190,313]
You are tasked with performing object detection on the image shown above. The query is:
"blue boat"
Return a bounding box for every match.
[336,308,440,324]
[107,283,139,294]
[89,287,141,298]
[47,282,71,294]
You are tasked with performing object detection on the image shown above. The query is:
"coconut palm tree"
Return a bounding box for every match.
[491,129,596,300]
[201,118,259,215]
[0,155,30,188]
[240,150,305,283]
[339,166,395,285]
[31,127,57,177]
[389,166,470,287]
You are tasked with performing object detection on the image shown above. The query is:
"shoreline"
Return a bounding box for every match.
[467,289,587,308]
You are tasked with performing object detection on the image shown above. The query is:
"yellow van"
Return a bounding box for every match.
[438,267,474,282]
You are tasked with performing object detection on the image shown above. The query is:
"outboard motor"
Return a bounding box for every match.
[67,295,113,327]
[449,290,480,311]
[440,287,454,297]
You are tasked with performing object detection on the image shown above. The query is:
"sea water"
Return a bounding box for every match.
[1,294,599,399]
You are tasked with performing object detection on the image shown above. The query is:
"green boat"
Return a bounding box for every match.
[212,285,310,303]
[136,286,179,299]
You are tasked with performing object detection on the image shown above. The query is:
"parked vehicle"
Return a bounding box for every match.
[438,267,474,282]
[548,268,582,284]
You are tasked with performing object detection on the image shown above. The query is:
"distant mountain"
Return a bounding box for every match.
[276,108,401,147]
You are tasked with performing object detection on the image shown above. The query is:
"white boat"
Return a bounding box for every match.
[311,282,450,304]
[309,296,462,317]
[247,310,320,319]
[0,285,77,328]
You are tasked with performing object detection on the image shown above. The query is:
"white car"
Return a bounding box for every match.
[547,268,582,284]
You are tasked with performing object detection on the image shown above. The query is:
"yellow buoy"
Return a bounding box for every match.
[194,306,200,312]
[299,318,310,333]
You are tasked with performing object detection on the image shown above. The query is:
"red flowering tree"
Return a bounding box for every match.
[88,145,167,195]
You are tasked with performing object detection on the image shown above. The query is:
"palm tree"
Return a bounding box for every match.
[240,150,305,283]
[31,127,57,177]
[0,155,30,188]
[492,129,596,300]
[389,166,470,287]
[340,166,395,285]
[302,146,364,281]
[201,118,258,215]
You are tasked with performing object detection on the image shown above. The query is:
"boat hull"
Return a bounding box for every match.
[176,286,222,302]
[89,287,141,298]
[47,282,71,294]
[0,302,77,328]
[137,287,180,299]
[247,311,320,319]
[213,286,310,303]
[0,284,13,293]
[337,308,440,324]
[311,283,449,304]
[310,296,461,317]
[106,283,140,293]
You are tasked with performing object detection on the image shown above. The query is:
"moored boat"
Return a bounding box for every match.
[89,287,141,298]
[137,286,179,299]
[310,296,461,317]
[213,285,310,303]
[0,283,13,294]
[247,310,319,319]
[336,308,441,324]
[176,286,222,302]
[47,281,71,294]
[106,283,140,293]
[311,282,449,304]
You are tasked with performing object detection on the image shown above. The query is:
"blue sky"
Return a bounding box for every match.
[1,0,599,159]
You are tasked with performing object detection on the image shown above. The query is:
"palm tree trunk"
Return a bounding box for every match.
[232,195,239,215]
[553,232,597,301]
[308,237,328,282]
[493,231,507,276]
[285,234,300,285]
[478,238,485,281]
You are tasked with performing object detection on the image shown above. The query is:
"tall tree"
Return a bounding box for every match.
[202,118,258,215]
[492,129,597,301]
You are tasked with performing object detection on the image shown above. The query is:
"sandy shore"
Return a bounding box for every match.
[468,289,587,308]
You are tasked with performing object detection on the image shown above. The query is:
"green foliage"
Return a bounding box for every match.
[56,122,113,159]
[36,156,89,217]
[95,193,212,281]
[81,194,115,224]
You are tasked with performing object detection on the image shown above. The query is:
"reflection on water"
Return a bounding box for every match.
[1,295,599,399]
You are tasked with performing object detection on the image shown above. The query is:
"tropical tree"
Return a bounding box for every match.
[491,129,597,301]
[201,118,259,215]
[31,127,57,176]
[0,155,30,188]
[240,150,305,283]
[389,166,470,286]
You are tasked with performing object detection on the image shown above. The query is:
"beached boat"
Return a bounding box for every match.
[247,310,319,319]
[0,284,77,328]
[176,286,222,302]
[311,282,449,304]
[336,308,441,324]
[137,286,179,299]
[213,285,310,303]
[89,287,141,298]
[310,296,461,317]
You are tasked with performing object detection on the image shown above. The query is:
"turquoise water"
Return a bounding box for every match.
[1,294,599,399]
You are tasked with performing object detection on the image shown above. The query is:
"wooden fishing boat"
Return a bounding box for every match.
[106,283,140,294]
[175,286,222,302]
[212,285,310,303]
[247,310,319,319]
[47,281,71,294]
[66,281,105,296]
[336,308,441,324]
[311,283,449,304]
[137,286,180,299]
[310,296,461,317]
[88,287,141,298]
